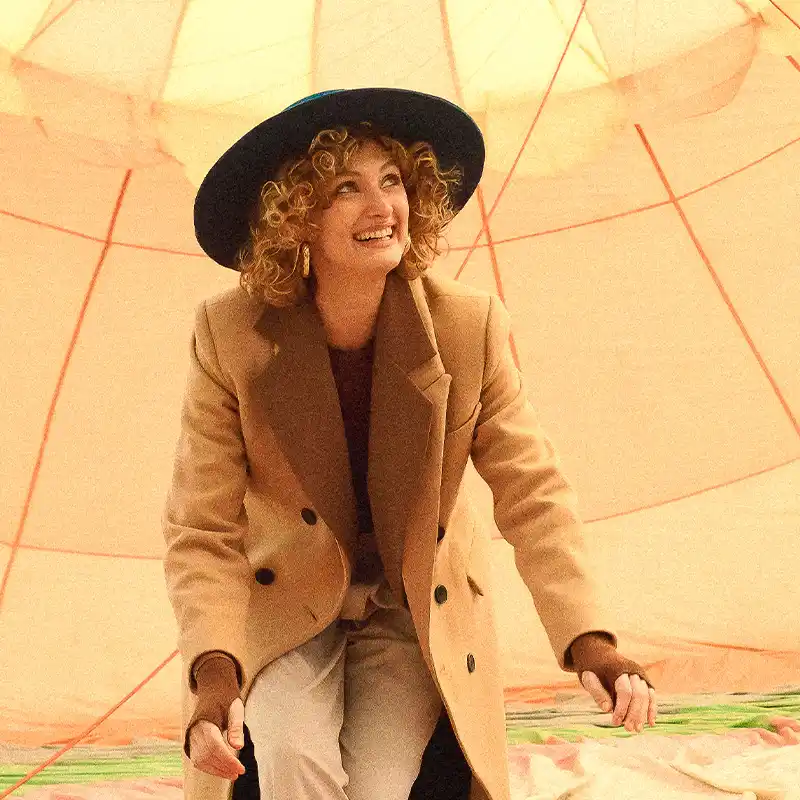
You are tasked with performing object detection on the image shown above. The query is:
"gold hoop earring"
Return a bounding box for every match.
[295,242,310,278]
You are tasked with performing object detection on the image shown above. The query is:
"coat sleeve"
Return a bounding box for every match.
[162,299,251,694]
[470,294,618,671]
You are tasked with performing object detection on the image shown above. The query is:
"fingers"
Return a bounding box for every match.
[580,671,658,734]
[611,673,632,727]
[624,675,649,732]
[190,720,246,781]
[612,674,654,732]
[227,698,245,750]
[580,671,613,712]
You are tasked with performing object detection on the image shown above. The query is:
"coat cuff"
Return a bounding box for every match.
[563,629,618,671]
[191,650,242,687]
[186,647,244,694]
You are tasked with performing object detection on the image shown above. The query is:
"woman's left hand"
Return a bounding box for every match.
[570,633,658,733]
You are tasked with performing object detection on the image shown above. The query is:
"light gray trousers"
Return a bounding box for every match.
[244,578,443,800]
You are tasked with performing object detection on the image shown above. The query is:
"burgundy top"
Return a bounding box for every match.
[327,338,384,584]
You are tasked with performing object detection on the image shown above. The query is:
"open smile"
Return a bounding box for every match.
[353,225,397,246]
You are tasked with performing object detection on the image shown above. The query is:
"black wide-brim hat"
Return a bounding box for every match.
[194,87,485,269]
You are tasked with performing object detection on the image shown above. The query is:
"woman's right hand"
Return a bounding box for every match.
[189,697,246,781]
[186,656,246,780]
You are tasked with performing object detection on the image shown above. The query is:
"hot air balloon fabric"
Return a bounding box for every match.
[1,1,799,799]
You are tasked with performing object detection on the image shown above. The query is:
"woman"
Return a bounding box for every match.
[162,88,656,800]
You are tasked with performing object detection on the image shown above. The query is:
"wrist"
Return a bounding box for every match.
[570,631,616,663]
[195,655,240,692]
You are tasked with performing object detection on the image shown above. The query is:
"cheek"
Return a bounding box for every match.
[316,214,350,250]
[396,194,410,222]
[318,228,356,257]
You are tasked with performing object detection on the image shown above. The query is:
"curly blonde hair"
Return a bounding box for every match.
[235,123,464,307]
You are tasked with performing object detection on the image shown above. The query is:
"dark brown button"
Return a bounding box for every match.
[434,584,448,604]
[437,525,445,543]
[467,653,476,673]
[255,568,275,585]
[301,508,317,525]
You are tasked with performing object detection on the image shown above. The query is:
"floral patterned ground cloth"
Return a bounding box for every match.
[3,688,799,800]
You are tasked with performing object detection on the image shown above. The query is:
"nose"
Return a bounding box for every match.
[364,183,393,216]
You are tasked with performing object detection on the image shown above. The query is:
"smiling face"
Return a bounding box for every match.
[306,139,410,288]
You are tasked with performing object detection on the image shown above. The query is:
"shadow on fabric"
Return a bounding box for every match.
[231,708,472,799]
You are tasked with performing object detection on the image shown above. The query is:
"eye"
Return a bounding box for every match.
[383,172,402,186]
[335,180,357,194]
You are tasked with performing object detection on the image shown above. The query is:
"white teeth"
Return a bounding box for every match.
[354,226,393,242]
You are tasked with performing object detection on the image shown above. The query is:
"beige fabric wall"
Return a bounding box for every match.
[0,0,798,746]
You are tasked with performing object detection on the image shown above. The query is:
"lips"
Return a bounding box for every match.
[353,224,395,242]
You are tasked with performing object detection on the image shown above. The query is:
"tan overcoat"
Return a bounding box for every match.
[162,270,616,800]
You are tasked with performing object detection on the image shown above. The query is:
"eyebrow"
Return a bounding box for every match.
[335,160,397,178]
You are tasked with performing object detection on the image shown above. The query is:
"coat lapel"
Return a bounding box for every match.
[252,273,450,602]
[368,274,449,603]
[252,299,359,557]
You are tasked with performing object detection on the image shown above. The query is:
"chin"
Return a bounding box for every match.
[365,251,403,270]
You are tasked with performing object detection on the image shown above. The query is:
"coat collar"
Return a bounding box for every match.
[251,273,449,596]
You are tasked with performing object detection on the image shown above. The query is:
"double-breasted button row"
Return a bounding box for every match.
[255,508,317,585]
[433,585,477,673]
[433,526,476,675]
[432,523,447,606]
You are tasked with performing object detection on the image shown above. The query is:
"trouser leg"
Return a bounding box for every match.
[234,708,473,800]
[338,603,444,800]
[243,620,349,800]
[239,578,469,800]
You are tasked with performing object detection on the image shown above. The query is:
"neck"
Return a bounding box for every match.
[314,272,387,350]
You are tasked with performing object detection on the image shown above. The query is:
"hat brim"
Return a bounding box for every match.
[193,88,485,269]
